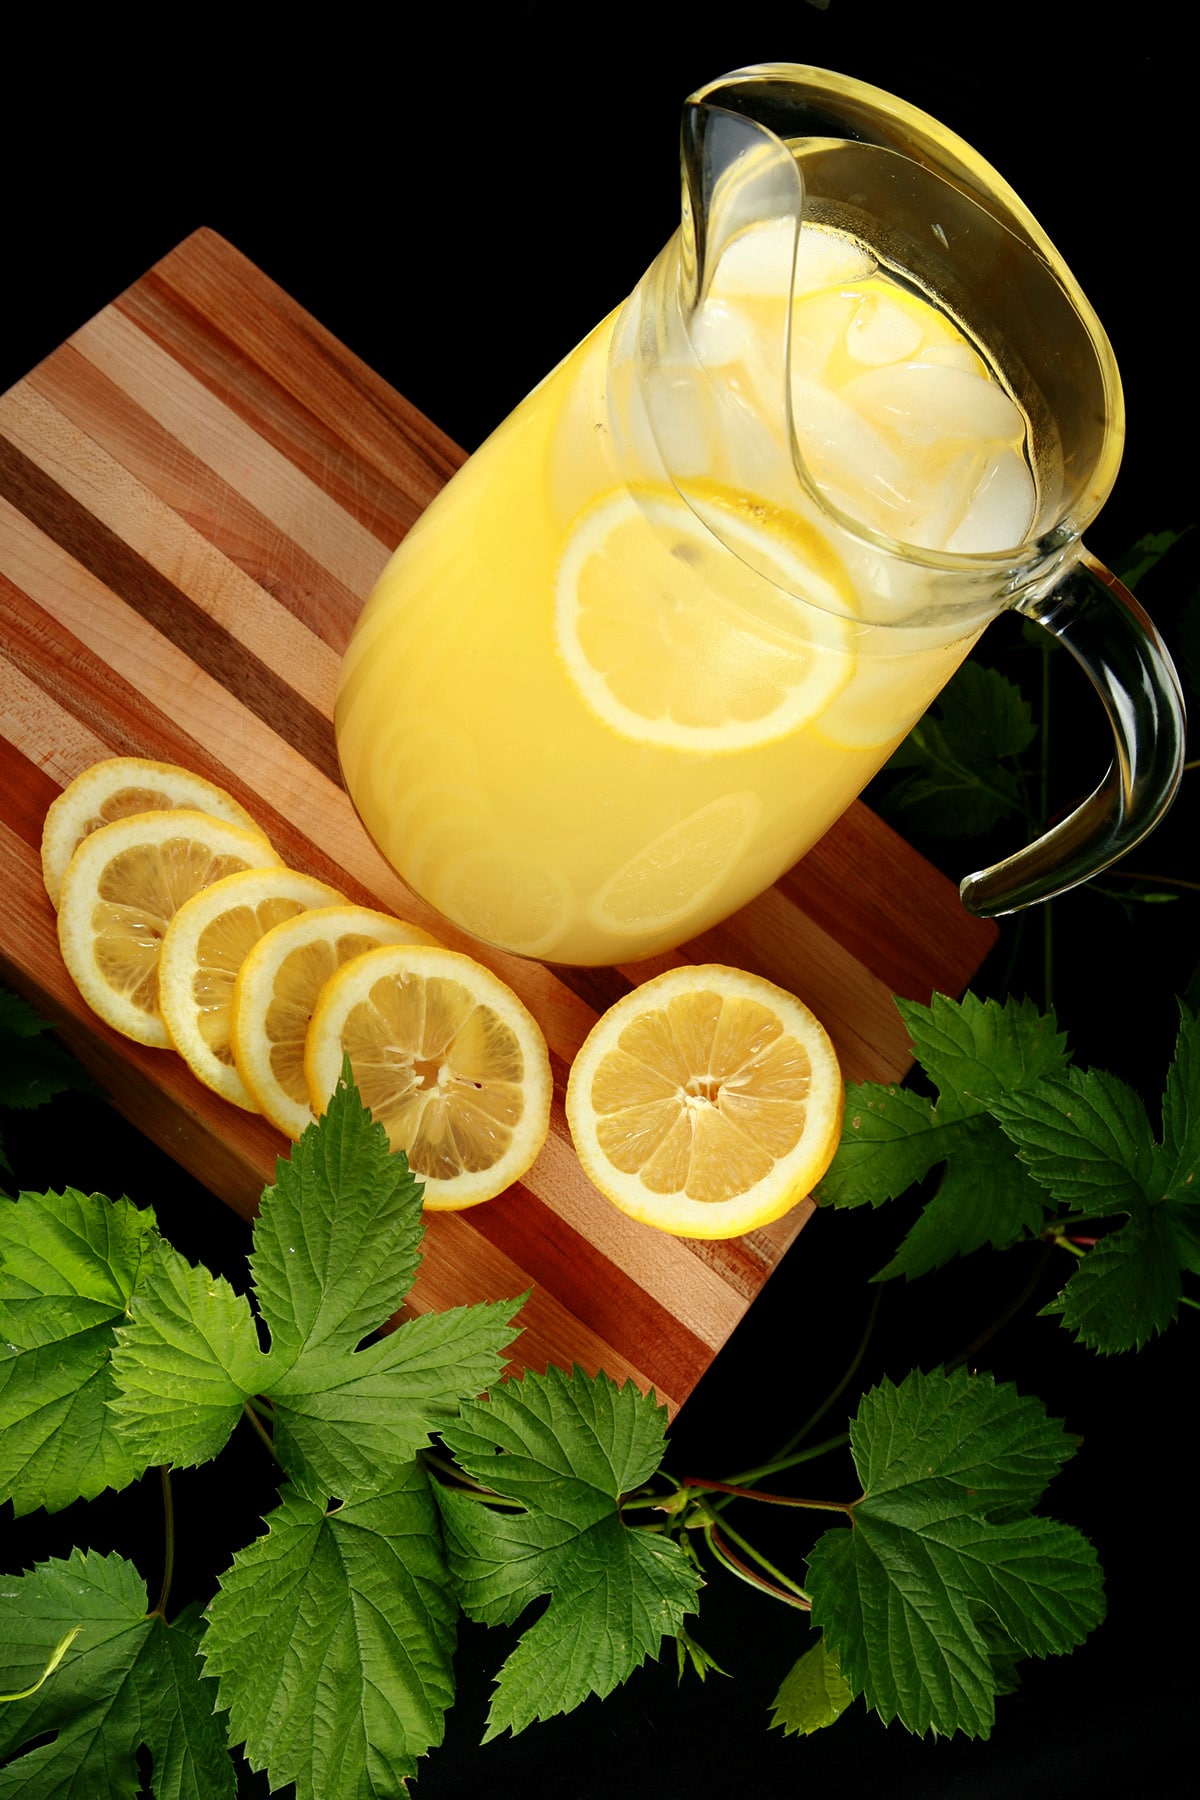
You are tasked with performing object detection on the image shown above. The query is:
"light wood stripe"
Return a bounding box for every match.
[71,307,393,597]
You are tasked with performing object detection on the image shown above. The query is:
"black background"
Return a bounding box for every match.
[4,4,1198,1796]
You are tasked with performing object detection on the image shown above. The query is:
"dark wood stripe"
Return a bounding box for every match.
[468,1184,715,1404]
[0,433,341,786]
[549,962,635,1018]
[0,729,58,854]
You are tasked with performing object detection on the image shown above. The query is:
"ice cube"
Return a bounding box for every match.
[945,446,1036,553]
[842,361,1026,449]
[692,297,749,367]
[791,376,916,532]
[711,219,797,297]
[904,448,987,551]
[643,364,721,478]
[918,341,989,378]
[790,290,860,383]
[791,225,877,296]
[844,291,925,366]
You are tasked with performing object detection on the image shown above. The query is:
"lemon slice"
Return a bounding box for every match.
[554,487,854,751]
[42,757,262,909]
[158,868,346,1108]
[431,850,572,960]
[230,905,440,1137]
[56,811,283,1047]
[305,943,552,1209]
[565,964,843,1239]
[587,793,760,942]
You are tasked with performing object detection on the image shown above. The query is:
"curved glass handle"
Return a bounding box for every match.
[959,550,1187,916]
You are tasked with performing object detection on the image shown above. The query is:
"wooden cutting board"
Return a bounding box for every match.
[0,229,995,1415]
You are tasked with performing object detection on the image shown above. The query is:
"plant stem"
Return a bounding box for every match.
[1046,1232,1092,1258]
[716,1432,851,1495]
[242,1396,280,1465]
[152,1467,175,1621]
[708,1512,812,1602]
[1100,869,1200,895]
[621,1489,683,1513]
[703,1524,811,1610]
[683,1475,852,1516]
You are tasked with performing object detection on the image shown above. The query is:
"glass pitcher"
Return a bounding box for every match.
[336,63,1185,966]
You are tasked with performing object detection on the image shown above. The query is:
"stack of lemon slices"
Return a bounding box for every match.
[45,758,845,1237]
[45,757,552,1209]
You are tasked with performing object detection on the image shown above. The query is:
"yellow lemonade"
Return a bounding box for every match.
[336,219,1034,965]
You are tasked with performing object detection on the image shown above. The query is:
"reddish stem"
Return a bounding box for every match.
[707,1525,812,1611]
[683,1474,851,1514]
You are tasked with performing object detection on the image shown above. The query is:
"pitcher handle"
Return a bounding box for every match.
[959,550,1187,916]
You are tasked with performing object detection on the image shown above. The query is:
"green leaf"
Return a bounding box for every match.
[880,661,1035,838]
[270,1299,525,1498]
[249,1069,426,1371]
[0,1189,155,1513]
[674,1625,727,1683]
[994,1010,1200,1349]
[991,1067,1156,1216]
[0,1551,233,1798]
[139,1605,238,1800]
[872,1120,1048,1281]
[436,1366,701,1740]
[816,1081,954,1210]
[245,1065,523,1496]
[1160,1003,1200,1200]
[769,1634,854,1736]
[818,994,1067,1276]
[107,1234,267,1471]
[898,990,1071,1102]
[202,1466,456,1798]
[0,988,94,1115]
[1041,1209,1183,1352]
[806,1367,1104,1739]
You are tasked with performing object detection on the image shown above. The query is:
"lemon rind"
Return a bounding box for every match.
[157,867,345,1108]
[42,757,261,909]
[56,810,282,1048]
[230,905,440,1137]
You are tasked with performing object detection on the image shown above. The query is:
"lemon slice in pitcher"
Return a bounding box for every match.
[554,487,854,751]
[587,792,760,942]
[432,850,572,960]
